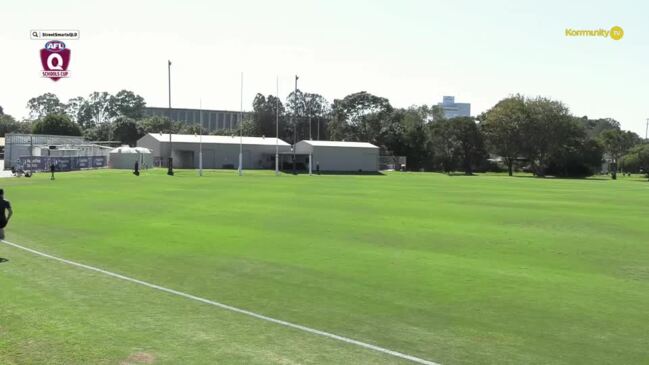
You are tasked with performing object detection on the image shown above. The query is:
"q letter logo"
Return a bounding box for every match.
[40,40,71,81]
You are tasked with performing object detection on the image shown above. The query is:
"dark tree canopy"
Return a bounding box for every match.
[481,95,526,176]
[113,90,146,119]
[330,91,393,145]
[32,114,82,136]
[112,117,141,146]
[252,93,287,140]
[0,114,32,136]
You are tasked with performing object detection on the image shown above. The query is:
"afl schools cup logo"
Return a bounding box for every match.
[40,40,71,81]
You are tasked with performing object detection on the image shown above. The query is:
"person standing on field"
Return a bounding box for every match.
[0,189,13,240]
[50,162,56,180]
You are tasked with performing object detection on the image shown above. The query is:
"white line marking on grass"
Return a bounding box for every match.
[1,239,439,365]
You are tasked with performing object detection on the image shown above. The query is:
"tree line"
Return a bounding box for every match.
[1,90,647,178]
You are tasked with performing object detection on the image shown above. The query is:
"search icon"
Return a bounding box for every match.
[30,30,80,40]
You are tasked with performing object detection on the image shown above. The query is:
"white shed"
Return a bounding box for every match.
[109,146,153,169]
[294,140,379,172]
[136,133,291,169]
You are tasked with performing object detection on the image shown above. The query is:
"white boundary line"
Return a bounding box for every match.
[1,239,440,365]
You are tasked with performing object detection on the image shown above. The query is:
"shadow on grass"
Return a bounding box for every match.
[508,175,612,181]
[282,170,385,176]
[445,172,479,177]
[0,258,8,264]
[451,172,615,181]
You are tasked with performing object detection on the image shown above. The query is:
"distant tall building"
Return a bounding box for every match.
[144,107,248,133]
[436,96,471,120]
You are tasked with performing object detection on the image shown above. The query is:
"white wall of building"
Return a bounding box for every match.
[295,141,379,172]
[137,134,290,169]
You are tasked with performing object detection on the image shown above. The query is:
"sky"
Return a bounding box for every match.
[1,0,648,136]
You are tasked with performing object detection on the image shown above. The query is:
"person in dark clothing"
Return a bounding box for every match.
[50,163,56,180]
[316,162,320,175]
[0,189,13,240]
[133,161,140,176]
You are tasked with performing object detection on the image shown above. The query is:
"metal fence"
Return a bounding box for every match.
[5,133,111,171]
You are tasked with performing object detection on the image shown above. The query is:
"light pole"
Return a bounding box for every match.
[199,99,203,176]
[293,75,298,175]
[645,118,648,140]
[307,95,312,140]
[167,60,174,176]
[275,76,280,175]
[238,72,243,176]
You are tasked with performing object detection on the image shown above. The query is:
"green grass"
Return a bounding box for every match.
[1,169,648,364]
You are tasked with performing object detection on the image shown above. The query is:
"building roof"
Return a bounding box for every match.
[298,140,379,149]
[147,133,290,146]
[111,146,152,154]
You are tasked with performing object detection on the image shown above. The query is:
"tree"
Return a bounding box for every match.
[431,104,446,122]
[0,105,4,115]
[636,144,649,178]
[113,90,146,119]
[84,122,113,141]
[252,93,286,139]
[330,91,393,144]
[449,117,486,175]
[304,93,329,140]
[0,114,31,137]
[328,99,350,141]
[137,116,174,135]
[65,96,92,128]
[430,119,457,173]
[286,89,306,144]
[86,91,118,126]
[240,116,258,137]
[27,93,66,119]
[545,137,603,177]
[112,117,141,146]
[620,144,649,179]
[576,117,620,139]
[599,129,640,163]
[518,97,576,177]
[481,95,526,176]
[383,108,431,170]
[176,123,207,135]
[32,114,82,136]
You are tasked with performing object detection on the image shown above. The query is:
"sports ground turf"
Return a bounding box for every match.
[1,169,648,364]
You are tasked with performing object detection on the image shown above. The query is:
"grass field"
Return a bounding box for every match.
[1,169,648,365]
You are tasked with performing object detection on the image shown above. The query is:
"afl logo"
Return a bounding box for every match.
[44,40,66,51]
[40,40,71,81]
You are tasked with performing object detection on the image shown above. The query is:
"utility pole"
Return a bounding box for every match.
[275,76,280,176]
[167,60,174,176]
[293,75,298,175]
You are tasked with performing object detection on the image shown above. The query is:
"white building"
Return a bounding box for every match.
[294,140,380,172]
[137,133,290,169]
[109,146,153,169]
[436,96,471,120]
